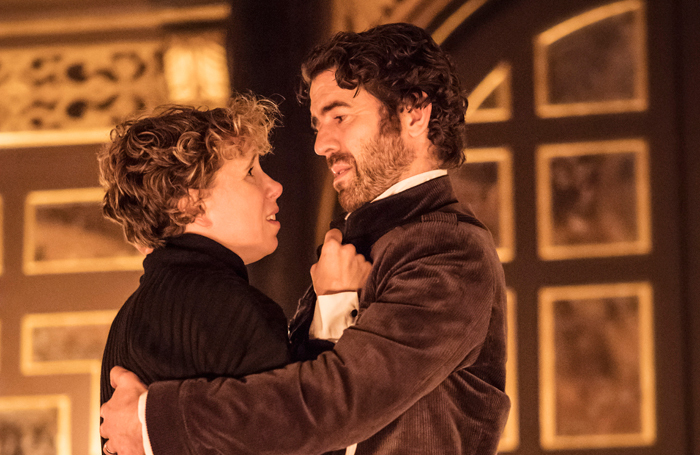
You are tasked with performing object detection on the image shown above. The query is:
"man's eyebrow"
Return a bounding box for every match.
[311,100,351,130]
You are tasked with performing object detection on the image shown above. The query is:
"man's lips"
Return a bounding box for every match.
[331,163,352,179]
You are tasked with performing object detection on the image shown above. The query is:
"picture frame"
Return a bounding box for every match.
[451,147,515,262]
[21,310,117,455]
[538,282,656,449]
[536,139,651,260]
[534,0,647,118]
[23,187,144,275]
[0,394,71,455]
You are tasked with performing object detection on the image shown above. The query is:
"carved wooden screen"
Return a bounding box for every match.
[439,0,688,453]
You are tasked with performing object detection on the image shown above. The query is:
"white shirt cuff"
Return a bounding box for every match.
[309,292,359,342]
[139,392,154,455]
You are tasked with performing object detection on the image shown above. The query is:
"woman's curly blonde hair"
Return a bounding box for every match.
[98,93,280,249]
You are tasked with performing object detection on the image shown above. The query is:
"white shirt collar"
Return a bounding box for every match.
[373,169,448,202]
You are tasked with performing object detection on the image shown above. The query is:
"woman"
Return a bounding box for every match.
[98,93,368,454]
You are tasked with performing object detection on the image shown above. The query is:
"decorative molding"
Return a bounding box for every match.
[498,289,519,451]
[0,195,3,276]
[0,14,229,137]
[0,4,231,38]
[0,129,111,149]
[466,62,512,124]
[432,0,491,45]
[0,39,169,133]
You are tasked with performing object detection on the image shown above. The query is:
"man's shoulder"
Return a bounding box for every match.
[377,205,492,249]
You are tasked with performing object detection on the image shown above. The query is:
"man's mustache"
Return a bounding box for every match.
[326,152,356,169]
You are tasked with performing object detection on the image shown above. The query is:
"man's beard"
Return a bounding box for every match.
[330,132,415,212]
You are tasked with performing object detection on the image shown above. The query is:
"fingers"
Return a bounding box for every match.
[324,228,343,245]
[110,366,129,388]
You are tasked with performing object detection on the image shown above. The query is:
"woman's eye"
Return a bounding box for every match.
[247,167,254,176]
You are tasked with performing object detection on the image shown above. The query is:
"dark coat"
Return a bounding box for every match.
[100,234,291,452]
[146,176,510,455]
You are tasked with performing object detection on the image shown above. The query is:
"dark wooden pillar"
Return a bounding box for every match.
[226,0,332,316]
[680,0,700,452]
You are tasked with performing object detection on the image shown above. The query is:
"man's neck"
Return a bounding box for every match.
[373,169,447,202]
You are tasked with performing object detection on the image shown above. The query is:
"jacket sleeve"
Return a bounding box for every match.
[145,220,502,455]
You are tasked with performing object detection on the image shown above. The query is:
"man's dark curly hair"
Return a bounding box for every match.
[299,22,467,168]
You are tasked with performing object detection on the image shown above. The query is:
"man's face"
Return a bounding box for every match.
[193,147,283,264]
[309,70,415,212]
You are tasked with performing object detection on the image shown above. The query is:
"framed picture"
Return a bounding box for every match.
[539,282,656,449]
[21,310,116,455]
[534,0,647,117]
[21,310,116,376]
[537,139,651,260]
[498,289,519,452]
[450,147,515,262]
[0,395,71,455]
[23,187,144,275]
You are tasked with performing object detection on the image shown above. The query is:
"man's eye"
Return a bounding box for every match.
[335,115,345,123]
[247,167,254,176]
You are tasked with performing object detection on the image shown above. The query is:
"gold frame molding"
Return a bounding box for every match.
[533,0,648,118]
[498,289,519,452]
[21,310,117,455]
[0,394,72,455]
[23,187,143,275]
[432,0,491,45]
[466,62,512,124]
[0,4,230,38]
[0,129,111,150]
[538,282,656,449]
[463,147,515,262]
[537,138,651,260]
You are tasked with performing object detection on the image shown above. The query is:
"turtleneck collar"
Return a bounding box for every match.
[145,233,249,282]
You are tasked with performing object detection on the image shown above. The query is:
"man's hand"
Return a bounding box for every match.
[311,229,371,295]
[100,366,147,455]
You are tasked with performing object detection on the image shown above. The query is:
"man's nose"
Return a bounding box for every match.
[314,127,338,157]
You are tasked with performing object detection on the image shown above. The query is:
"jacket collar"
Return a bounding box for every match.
[331,175,460,259]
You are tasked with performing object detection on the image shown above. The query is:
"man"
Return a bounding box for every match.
[100,22,510,455]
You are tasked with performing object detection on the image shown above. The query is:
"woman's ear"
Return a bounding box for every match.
[182,189,212,228]
[399,94,432,138]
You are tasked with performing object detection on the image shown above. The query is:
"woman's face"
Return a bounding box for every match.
[188,148,282,264]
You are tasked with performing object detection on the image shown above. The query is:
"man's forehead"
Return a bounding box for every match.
[309,71,368,114]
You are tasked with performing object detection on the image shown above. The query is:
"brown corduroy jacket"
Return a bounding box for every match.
[146,176,511,454]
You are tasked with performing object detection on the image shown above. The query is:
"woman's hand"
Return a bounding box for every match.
[311,229,371,295]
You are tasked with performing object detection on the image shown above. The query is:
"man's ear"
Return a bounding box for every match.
[399,94,432,138]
